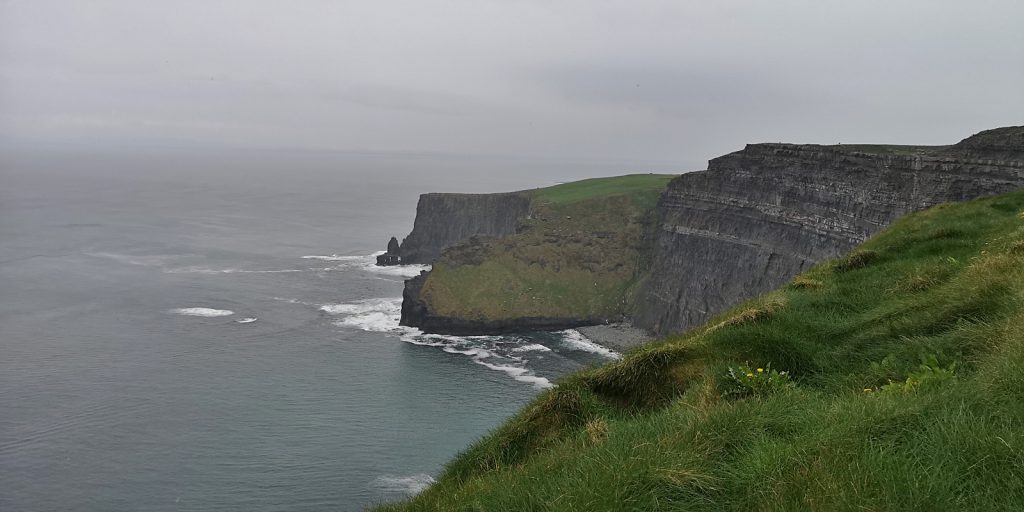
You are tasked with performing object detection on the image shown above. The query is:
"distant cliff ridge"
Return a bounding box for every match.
[384,126,1024,338]
[635,127,1024,335]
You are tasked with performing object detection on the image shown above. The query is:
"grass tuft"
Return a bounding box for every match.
[788,275,823,290]
[707,293,787,332]
[584,418,609,444]
[833,249,878,272]
[1008,239,1024,254]
[585,344,696,409]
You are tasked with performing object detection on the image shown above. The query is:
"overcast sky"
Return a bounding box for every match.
[1,0,1022,165]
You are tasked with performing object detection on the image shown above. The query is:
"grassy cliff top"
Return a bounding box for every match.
[531,174,676,209]
[381,189,1024,511]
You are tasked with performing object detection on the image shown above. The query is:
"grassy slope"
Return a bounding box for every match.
[534,174,676,209]
[419,174,675,321]
[380,190,1024,511]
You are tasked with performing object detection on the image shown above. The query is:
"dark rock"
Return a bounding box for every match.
[398,192,530,264]
[375,236,402,266]
[943,125,1024,161]
[376,253,401,266]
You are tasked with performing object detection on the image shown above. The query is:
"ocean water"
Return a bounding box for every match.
[0,148,662,511]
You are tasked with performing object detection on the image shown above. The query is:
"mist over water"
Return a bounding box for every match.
[0,148,673,511]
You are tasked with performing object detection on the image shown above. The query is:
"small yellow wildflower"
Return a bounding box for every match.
[757,368,764,373]
[746,373,754,378]
[863,388,873,393]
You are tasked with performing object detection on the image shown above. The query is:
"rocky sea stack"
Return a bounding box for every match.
[375,236,402,266]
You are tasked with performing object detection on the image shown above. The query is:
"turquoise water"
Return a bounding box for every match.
[0,149,644,511]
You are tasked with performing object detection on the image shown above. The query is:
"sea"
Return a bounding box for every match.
[0,147,671,511]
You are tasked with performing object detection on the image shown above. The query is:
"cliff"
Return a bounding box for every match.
[397,192,530,264]
[398,175,675,334]
[635,126,1024,335]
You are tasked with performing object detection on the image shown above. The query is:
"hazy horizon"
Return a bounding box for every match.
[2,1,1022,168]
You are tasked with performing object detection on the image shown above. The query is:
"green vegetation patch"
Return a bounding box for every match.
[532,174,676,209]
[379,189,1024,511]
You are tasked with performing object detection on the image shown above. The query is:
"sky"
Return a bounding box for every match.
[1,0,1022,167]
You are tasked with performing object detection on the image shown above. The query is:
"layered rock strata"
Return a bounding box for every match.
[634,127,1024,335]
[397,192,530,264]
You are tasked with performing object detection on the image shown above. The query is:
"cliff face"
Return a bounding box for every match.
[398,192,530,264]
[635,127,1024,335]
[398,175,675,334]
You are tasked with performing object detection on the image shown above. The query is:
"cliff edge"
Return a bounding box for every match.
[397,192,529,264]
[635,126,1024,335]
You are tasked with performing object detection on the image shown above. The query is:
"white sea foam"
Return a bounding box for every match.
[321,296,552,388]
[303,252,430,278]
[336,311,403,332]
[273,297,318,307]
[321,298,410,334]
[172,307,234,317]
[236,317,258,324]
[405,334,552,389]
[372,474,435,495]
[320,298,400,316]
[512,343,552,353]
[301,254,368,262]
[474,359,553,389]
[560,329,620,359]
[366,263,431,278]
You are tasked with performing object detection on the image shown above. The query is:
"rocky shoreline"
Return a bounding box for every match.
[575,322,653,352]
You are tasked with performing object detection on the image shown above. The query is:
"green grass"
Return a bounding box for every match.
[377,190,1024,511]
[533,174,676,209]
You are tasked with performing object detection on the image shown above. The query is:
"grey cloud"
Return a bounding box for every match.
[1,1,1022,163]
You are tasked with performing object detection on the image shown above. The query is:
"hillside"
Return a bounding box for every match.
[378,189,1024,511]
[401,174,675,334]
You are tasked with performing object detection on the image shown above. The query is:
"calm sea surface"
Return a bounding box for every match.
[0,148,671,511]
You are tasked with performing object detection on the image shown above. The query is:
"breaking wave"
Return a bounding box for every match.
[301,254,367,262]
[171,307,234,317]
[302,252,430,278]
[371,473,435,495]
[512,343,552,353]
[560,329,621,359]
[320,297,554,389]
[320,298,405,333]
[236,317,258,324]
